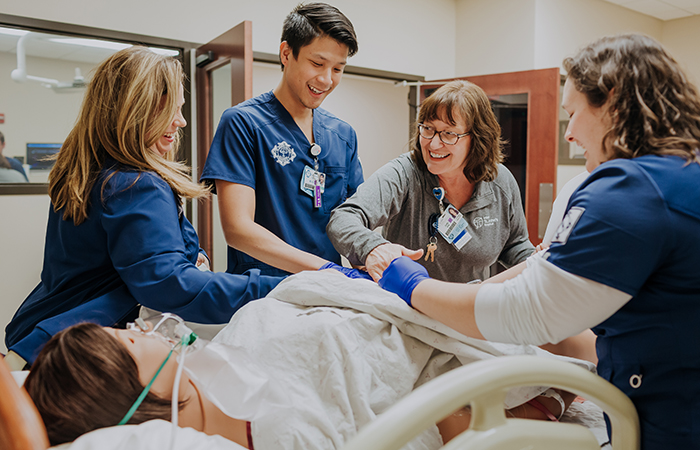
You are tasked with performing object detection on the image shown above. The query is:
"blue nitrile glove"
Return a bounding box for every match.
[319,262,374,281]
[378,256,431,307]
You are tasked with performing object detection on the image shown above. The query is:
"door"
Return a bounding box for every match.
[194,21,253,269]
[420,68,560,245]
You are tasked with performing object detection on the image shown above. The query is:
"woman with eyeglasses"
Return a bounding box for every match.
[327,80,534,283]
[378,34,700,450]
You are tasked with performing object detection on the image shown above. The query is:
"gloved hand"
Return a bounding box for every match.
[319,262,374,281]
[378,256,431,307]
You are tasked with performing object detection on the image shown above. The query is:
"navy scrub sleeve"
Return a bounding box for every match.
[6,168,283,363]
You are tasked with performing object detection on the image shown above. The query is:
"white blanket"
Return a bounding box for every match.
[213,271,597,450]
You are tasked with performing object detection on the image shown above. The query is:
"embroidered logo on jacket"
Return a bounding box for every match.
[472,216,499,229]
[271,141,296,166]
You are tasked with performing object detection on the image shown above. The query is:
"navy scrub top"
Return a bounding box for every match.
[546,155,700,450]
[201,91,364,277]
[5,162,283,363]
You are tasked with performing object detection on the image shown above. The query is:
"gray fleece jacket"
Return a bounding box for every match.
[327,153,534,283]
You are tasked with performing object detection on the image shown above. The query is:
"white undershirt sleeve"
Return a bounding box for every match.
[474,255,632,345]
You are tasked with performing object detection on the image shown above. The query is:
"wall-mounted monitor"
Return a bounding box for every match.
[26,143,62,170]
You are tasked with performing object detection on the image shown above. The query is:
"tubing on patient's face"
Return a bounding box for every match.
[103,327,179,395]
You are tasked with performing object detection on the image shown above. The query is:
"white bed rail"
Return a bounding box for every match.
[342,355,640,450]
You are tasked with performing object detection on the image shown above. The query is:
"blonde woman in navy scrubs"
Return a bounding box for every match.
[379,34,700,450]
[4,47,285,369]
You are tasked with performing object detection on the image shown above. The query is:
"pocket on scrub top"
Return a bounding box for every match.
[322,166,348,214]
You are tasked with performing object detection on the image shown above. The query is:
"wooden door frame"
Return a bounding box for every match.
[421,68,560,244]
[195,21,253,262]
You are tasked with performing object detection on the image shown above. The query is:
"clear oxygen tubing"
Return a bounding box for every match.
[169,334,191,450]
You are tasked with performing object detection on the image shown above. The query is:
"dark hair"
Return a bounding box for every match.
[281,2,358,63]
[0,130,4,145]
[563,33,700,163]
[25,323,184,446]
[411,80,505,183]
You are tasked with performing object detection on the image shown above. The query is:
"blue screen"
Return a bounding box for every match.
[26,143,62,170]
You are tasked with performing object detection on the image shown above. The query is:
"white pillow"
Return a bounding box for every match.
[11,370,29,387]
[50,419,246,450]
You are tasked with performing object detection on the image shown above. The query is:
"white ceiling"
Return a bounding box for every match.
[603,0,700,20]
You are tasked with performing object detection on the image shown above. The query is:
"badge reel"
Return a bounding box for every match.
[300,143,325,208]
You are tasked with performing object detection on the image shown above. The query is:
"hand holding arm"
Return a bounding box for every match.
[378,256,485,339]
[366,243,424,282]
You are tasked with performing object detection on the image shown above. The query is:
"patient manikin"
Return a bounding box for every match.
[112,313,291,449]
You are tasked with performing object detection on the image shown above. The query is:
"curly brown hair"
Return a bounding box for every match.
[411,80,505,183]
[563,33,700,164]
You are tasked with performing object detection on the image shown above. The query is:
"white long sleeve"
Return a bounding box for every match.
[474,255,631,345]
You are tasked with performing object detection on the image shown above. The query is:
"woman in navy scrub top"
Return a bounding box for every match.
[4,47,284,368]
[378,34,700,450]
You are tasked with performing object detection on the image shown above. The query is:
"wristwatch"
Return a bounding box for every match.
[540,388,566,420]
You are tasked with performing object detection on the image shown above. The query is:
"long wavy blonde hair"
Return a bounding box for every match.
[49,46,208,224]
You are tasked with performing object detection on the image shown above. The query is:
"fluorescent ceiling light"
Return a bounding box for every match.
[0,27,29,36]
[48,37,179,57]
[49,38,131,51]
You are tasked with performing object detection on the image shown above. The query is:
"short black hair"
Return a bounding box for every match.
[281,2,358,61]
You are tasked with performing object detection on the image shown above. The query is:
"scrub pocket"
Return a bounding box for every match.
[322,166,348,214]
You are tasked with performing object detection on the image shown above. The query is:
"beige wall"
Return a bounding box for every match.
[455,0,537,76]
[661,14,700,86]
[1,0,456,80]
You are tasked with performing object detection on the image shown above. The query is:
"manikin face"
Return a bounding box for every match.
[278,35,348,111]
[420,113,471,181]
[150,84,186,157]
[562,78,612,172]
[104,327,176,393]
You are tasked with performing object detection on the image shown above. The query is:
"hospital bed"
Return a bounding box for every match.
[1,354,639,450]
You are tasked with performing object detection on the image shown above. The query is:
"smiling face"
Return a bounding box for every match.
[150,84,186,158]
[420,112,471,181]
[275,34,348,116]
[562,78,612,172]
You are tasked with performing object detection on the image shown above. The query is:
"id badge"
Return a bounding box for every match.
[300,165,326,197]
[437,205,472,249]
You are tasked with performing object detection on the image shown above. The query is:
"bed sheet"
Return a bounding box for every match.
[48,271,608,450]
[212,270,603,450]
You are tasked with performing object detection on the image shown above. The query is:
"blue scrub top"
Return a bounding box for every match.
[7,156,28,181]
[546,155,700,450]
[201,91,364,276]
[5,161,284,363]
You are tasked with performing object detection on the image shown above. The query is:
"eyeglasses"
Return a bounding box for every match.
[418,123,470,145]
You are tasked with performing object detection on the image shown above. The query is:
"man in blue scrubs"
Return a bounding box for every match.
[201,3,363,277]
